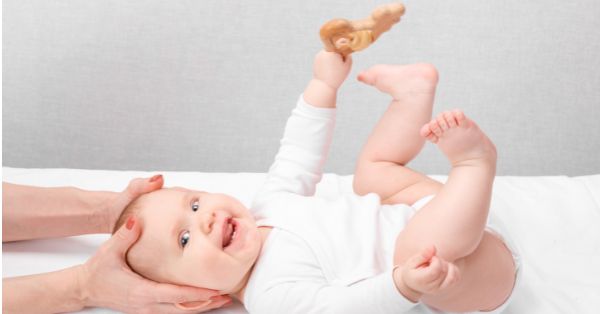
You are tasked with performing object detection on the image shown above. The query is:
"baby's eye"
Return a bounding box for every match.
[191,199,199,212]
[180,231,190,248]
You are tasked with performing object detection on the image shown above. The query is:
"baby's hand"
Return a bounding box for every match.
[312,50,352,90]
[393,246,460,301]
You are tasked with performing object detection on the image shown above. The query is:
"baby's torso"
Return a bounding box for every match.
[244,192,416,307]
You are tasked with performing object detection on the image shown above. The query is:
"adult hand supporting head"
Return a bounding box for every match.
[78,216,232,313]
[104,175,165,233]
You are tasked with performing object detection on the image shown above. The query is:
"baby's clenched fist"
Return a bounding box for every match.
[393,245,461,302]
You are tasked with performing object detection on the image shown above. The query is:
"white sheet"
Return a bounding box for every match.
[3,167,600,313]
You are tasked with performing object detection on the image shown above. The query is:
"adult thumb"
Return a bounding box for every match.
[109,216,142,258]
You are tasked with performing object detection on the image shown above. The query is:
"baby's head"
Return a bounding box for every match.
[114,187,262,294]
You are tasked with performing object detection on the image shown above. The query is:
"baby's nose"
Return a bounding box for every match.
[200,210,216,234]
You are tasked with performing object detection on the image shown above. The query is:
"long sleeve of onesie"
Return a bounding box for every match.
[253,94,336,204]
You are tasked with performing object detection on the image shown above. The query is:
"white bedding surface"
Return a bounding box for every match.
[3,167,600,313]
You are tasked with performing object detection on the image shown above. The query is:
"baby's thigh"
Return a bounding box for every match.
[354,162,442,205]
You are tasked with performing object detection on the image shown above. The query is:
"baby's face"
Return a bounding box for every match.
[127,187,261,293]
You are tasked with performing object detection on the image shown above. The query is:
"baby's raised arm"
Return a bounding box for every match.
[252,51,351,204]
[304,50,352,109]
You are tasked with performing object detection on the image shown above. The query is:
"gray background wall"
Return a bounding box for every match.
[3,0,600,176]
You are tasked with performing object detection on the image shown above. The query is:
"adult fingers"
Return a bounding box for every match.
[124,175,164,200]
[109,175,164,221]
[105,216,142,258]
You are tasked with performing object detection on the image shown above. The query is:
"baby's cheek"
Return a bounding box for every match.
[219,194,249,215]
[177,251,225,285]
[127,243,169,283]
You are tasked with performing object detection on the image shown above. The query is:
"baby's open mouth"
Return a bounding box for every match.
[222,218,237,248]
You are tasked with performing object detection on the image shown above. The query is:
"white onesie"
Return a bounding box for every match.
[243,95,419,313]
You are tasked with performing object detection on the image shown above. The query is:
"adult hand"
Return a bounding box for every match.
[78,216,232,313]
[104,175,164,233]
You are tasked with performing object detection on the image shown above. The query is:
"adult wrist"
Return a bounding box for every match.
[64,265,89,311]
[74,263,96,309]
[78,189,119,233]
[102,191,121,233]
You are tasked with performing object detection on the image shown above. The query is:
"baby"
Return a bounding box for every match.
[115,50,520,313]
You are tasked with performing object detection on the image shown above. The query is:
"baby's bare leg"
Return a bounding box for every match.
[399,111,497,261]
[353,64,442,205]
[353,65,515,310]
[394,112,515,311]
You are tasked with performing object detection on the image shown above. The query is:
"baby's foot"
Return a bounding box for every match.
[357,63,438,100]
[420,110,497,167]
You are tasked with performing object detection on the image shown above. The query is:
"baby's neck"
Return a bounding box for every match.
[231,226,272,302]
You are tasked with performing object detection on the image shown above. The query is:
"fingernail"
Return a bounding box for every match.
[149,174,162,182]
[126,216,135,230]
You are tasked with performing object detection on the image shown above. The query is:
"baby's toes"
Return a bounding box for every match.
[420,123,432,137]
[429,120,443,137]
[420,123,439,143]
[428,133,439,143]
[443,111,458,128]
[452,109,466,126]
[436,115,449,131]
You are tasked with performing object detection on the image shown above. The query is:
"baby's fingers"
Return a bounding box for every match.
[420,256,447,283]
[439,262,461,290]
[405,245,436,270]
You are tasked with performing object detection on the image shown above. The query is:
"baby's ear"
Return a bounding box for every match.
[174,300,212,311]
[174,294,231,311]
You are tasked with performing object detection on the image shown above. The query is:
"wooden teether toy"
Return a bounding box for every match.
[320,2,406,57]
